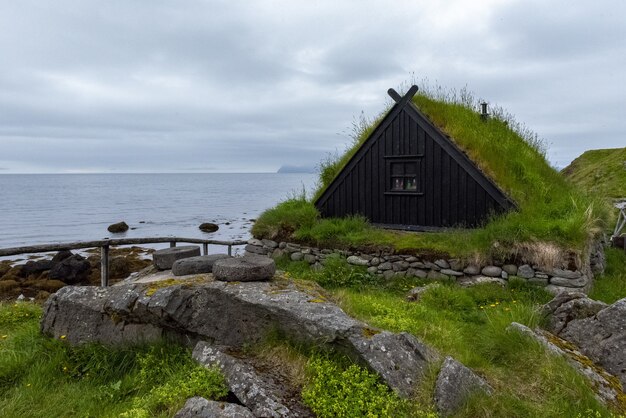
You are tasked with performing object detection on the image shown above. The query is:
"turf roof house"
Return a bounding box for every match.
[315,86,516,230]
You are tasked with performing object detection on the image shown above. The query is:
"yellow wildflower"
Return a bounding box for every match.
[60,335,66,340]
[490,304,496,308]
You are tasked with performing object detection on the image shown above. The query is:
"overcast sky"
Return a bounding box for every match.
[0,0,624,173]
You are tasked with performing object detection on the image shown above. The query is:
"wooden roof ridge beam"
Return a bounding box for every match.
[387,85,419,104]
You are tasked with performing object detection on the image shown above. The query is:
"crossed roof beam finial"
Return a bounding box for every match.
[387,85,419,104]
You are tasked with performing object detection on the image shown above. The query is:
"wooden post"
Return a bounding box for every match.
[228,245,232,256]
[101,245,109,287]
[170,241,176,248]
[203,243,208,255]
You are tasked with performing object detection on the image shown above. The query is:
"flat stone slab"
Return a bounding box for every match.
[153,246,201,270]
[213,255,276,282]
[175,397,254,418]
[172,254,231,276]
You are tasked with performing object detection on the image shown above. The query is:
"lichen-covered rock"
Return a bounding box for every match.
[542,294,626,388]
[41,279,438,398]
[434,356,492,416]
[193,343,291,417]
[213,255,276,282]
[508,322,625,409]
[175,397,254,418]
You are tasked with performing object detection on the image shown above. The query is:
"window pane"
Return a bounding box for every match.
[404,162,416,175]
[392,177,404,190]
[405,176,417,190]
[391,162,403,175]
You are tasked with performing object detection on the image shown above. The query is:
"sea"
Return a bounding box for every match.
[0,173,317,255]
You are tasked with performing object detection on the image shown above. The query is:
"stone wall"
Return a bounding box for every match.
[245,239,604,294]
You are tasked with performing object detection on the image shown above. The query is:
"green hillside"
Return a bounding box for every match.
[562,147,626,199]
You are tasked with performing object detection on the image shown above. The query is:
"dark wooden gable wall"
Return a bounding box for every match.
[314,86,516,230]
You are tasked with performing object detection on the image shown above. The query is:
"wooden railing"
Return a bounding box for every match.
[0,237,248,287]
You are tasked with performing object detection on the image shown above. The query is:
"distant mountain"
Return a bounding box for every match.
[277,165,316,174]
[562,147,626,199]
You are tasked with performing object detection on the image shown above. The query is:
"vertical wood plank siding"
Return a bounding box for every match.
[316,91,515,230]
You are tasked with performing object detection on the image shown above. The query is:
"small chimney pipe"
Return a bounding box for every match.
[480,102,489,120]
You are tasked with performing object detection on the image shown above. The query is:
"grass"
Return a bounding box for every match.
[253,83,609,262]
[589,248,626,304]
[274,254,625,417]
[562,148,626,200]
[0,302,227,418]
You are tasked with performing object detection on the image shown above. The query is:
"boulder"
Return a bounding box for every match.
[213,256,276,282]
[199,223,219,233]
[517,264,535,279]
[41,279,439,398]
[434,259,450,269]
[172,254,232,276]
[290,252,303,262]
[550,275,588,288]
[463,265,480,275]
[347,256,369,266]
[502,264,518,275]
[153,246,201,270]
[48,254,91,284]
[19,259,55,278]
[107,221,129,233]
[406,284,440,302]
[193,343,292,417]
[542,294,626,388]
[434,356,493,417]
[175,397,254,418]
[551,268,581,279]
[481,266,502,277]
[244,244,267,255]
[51,250,73,264]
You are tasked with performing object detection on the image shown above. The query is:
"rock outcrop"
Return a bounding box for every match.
[175,397,254,418]
[193,343,294,417]
[48,254,91,284]
[434,357,493,417]
[542,293,626,389]
[40,278,438,397]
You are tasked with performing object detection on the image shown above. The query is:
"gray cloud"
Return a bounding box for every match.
[0,0,624,173]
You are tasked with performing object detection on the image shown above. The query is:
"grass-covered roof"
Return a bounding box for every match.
[254,85,608,263]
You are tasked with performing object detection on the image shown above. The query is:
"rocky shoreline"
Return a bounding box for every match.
[0,247,153,302]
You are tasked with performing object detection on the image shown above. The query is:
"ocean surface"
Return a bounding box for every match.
[0,173,317,253]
